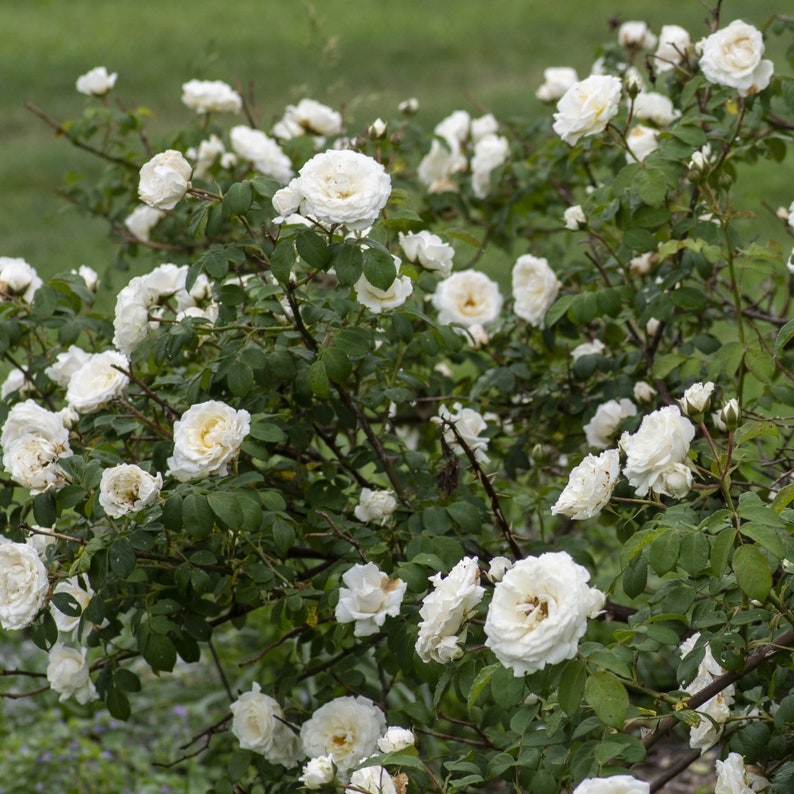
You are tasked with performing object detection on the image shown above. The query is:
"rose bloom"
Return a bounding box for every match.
[1,368,33,401]
[417,138,467,193]
[571,339,605,361]
[0,256,42,303]
[124,203,166,242]
[26,527,57,561]
[230,126,294,184]
[377,726,415,753]
[553,75,623,146]
[335,562,406,637]
[632,92,679,126]
[272,149,391,232]
[629,251,657,275]
[415,556,485,664]
[697,20,774,96]
[654,24,692,72]
[167,400,251,481]
[188,134,228,180]
[626,124,660,162]
[272,98,343,141]
[355,265,414,314]
[573,775,650,794]
[715,753,769,794]
[471,112,499,142]
[564,204,587,230]
[512,254,561,328]
[112,276,157,356]
[354,488,397,525]
[47,644,98,704]
[50,576,93,635]
[484,551,605,676]
[536,67,579,102]
[434,403,490,464]
[350,765,398,794]
[433,269,502,328]
[300,695,386,775]
[66,350,129,414]
[230,683,302,766]
[620,405,695,497]
[551,449,621,520]
[487,556,514,583]
[99,464,163,518]
[75,66,117,96]
[398,231,454,277]
[1,399,70,450]
[3,434,69,493]
[633,381,657,403]
[653,462,693,499]
[138,150,192,210]
[434,109,471,145]
[0,540,49,630]
[471,134,509,198]
[618,21,657,49]
[181,79,242,114]
[584,398,637,450]
[300,755,336,788]
[678,381,715,417]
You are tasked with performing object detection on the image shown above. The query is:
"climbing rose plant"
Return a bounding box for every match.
[3,7,794,793]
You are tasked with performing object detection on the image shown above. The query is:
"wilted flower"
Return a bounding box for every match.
[354,488,397,524]
[536,67,579,102]
[553,75,622,146]
[551,449,621,520]
[76,66,117,96]
[484,551,605,676]
[335,562,406,637]
[434,403,490,463]
[138,150,192,210]
[46,644,98,704]
[512,254,561,328]
[584,398,637,450]
[415,556,485,664]
[181,79,242,114]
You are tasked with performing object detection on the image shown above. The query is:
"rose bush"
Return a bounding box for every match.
[0,8,793,794]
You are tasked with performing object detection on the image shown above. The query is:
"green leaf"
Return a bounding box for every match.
[336,326,372,356]
[222,180,253,218]
[143,632,177,672]
[296,230,332,270]
[320,346,353,381]
[334,244,364,286]
[467,663,499,712]
[545,294,574,327]
[109,538,136,579]
[585,670,628,729]
[634,166,668,207]
[269,239,295,284]
[679,532,710,576]
[733,544,772,602]
[51,591,83,617]
[33,492,57,527]
[740,523,784,559]
[208,491,244,528]
[227,361,254,397]
[570,292,598,324]
[559,658,587,716]
[649,531,680,576]
[182,493,214,539]
[623,554,647,598]
[710,527,736,575]
[363,246,397,291]
[307,359,330,397]
[106,687,131,721]
[31,285,58,320]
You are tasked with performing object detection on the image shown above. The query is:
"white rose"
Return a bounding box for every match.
[398,231,454,277]
[573,775,650,794]
[272,98,343,141]
[623,66,646,94]
[678,381,715,417]
[633,381,657,403]
[551,449,621,520]
[299,755,336,788]
[167,400,251,481]
[112,276,157,356]
[51,576,93,635]
[3,434,69,493]
[434,109,471,145]
[355,265,414,314]
[697,20,774,96]
[689,144,713,172]
[349,765,398,794]
[45,345,92,389]
[1,368,33,401]
[73,265,99,291]
[717,398,741,431]
[632,92,679,126]
[0,541,49,630]
[180,79,242,114]
[26,527,57,560]
[715,752,769,794]
[75,66,117,96]
[66,350,130,414]
[0,256,42,303]
[335,562,406,637]
[487,556,514,583]
[377,726,415,753]
[653,462,693,499]
[564,204,587,230]
[190,134,227,180]
[1,400,70,450]
[417,138,467,193]
[272,149,390,232]
[654,25,692,72]
[629,251,657,275]
[138,150,193,210]
[124,204,166,242]
[553,75,623,146]
[230,683,302,766]
[536,67,579,102]
[471,134,509,198]
[571,340,605,361]
[620,405,696,497]
[584,398,637,449]
[433,269,502,328]
[99,464,162,518]
[471,113,499,142]
[399,97,419,114]
[512,254,561,328]
[626,124,660,162]
[46,644,98,704]
[415,556,485,664]
[484,551,605,676]
[300,695,386,775]
[433,403,490,464]
[230,126,294,184]
[354,488,397,525]
[618,21,657,49]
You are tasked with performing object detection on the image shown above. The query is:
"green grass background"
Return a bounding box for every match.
[1,0,789,276]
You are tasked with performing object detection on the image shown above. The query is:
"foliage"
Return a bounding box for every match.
[2,7,794,793]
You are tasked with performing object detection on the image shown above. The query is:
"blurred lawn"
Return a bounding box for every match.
[0,0,789,274]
